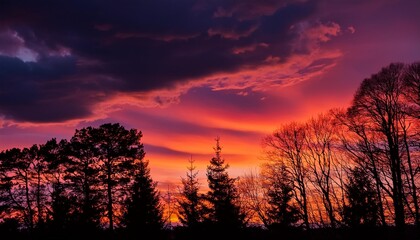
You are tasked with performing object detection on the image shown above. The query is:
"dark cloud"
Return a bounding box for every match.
[0,55,117,122]
[0,0,317,122]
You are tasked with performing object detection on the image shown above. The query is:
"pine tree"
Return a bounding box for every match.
[206,137,244,230]
[124,159,163,236]
[91,123,144,231]
[65,127,102,231]
[40,139,72,233]
[177,156,204,228]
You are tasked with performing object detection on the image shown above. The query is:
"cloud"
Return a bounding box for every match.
[212,0,308,20]
[0,28,38,61]
[0,0,344,123]
[291,21,341,53]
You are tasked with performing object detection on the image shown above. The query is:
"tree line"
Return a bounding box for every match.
[238,62,419,231]
[0,62,419,239]
[236,62,419,233]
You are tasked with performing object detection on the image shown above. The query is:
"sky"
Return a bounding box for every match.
[1,0,420,188]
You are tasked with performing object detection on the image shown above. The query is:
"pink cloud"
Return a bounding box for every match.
[291,21,341,52]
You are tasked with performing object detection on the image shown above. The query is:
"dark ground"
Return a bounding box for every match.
[0,225,418,240]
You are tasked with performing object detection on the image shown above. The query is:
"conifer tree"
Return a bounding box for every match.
[206,137,244,230]
[91,123,144,231]
[343,167,379,228]
[177,156,204,228]
[265,164,299,229]
[124,159,163,235]
[65,127,102,231]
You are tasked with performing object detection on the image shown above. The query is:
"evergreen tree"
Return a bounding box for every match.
[343,166,380,228]
[206,137,244,230]
[91,123,144,231]
[49,182,71,233]
[177,156,204,228]
[124,159,163,236]
[65,127,102,231]
[40,139,71,232]
[0,148,36,231]
[265,164,299,229]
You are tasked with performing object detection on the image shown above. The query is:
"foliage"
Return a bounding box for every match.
[205,137,245,230]
[123,159,164,234]
[343,167,380,228]
[177,157,205,228]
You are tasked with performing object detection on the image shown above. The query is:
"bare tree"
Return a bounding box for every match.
[237,169,269,227]
[304,113,339,228]
[402,62,420,118]
[334,109,388,226]
[348,63,407,229]
[402,62,420,227]
[263,122,310,229]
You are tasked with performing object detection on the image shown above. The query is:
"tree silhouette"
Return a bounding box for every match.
[401,62,420,228]
[237,170,270,228]
[349,63,407,229]
[65,127,102,231]
[304,113,340,228]
[177,156,204,228]
[403,62,420,118]
[123,159,163,236]
[263,123,310,229]
[40,139,72,233]
[335,109,388,227]
[0,148,36,231]
[91,123,145,231]
[265,164,299,229]
[343,167,379,228]
[206,137,244,230]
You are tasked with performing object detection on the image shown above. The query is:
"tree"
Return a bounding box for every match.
[65,127,102,231]
[263,123,311,229]
[177,156,204,228]
[343,167,380,228]
[349,63,407,229]
[402,62,420,227]
[91,123,144,231]
[403,62,420,118]
[0,148,36,231]
[265,163,299,229]
[29,144,48,231]
[123,159,163,235]
[304,114,340,227]
[206,137,244,230]
[237,170,269,227]
[39,138,72,232]
[334,109,388,226]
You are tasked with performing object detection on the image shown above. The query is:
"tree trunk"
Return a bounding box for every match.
[25,171,34,230]
[402,127,419,227]
[107,162,114,231]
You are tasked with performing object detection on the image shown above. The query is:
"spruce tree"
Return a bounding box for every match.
[206,137,244,230]
[343,167,380,228]
[265,164,299,229]
[177,156,204,228]
[124,159,163,236]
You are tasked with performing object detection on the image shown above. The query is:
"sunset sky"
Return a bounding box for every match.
[1,0,420,189]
